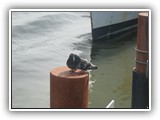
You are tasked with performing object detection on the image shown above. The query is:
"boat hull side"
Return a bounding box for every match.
[92,18,138,40]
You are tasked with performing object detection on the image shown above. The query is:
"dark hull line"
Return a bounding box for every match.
[92,18,138,41]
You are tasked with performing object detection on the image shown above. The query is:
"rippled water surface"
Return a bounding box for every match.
[12,12,136,108]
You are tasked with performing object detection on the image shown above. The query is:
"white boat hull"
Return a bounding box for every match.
[90,11,139,40]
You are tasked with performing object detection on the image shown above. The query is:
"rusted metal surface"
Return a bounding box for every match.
[50,66,89,108]
[136,12,149,73]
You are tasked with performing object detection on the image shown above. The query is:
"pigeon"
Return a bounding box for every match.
[66,53,97,71]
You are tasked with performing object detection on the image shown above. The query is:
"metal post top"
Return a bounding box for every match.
[50,66,89,79]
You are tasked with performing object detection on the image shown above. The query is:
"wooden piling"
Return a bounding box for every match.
[50,66,89,108]
[132,12,149,109]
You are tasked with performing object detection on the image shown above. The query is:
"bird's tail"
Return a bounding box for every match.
[90,64,98,69]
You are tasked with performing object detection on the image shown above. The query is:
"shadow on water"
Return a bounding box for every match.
[91,29,137,58]
[89,30,137,108]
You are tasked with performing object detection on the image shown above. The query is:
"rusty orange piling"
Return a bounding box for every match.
[132,12,149,109]
[135,12,149,73]
[50,66,89,108]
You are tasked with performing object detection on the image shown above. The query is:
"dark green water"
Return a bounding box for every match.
[89,32,137,108]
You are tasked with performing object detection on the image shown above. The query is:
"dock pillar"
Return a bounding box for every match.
[131,12,149,109]
[50,66,89,108]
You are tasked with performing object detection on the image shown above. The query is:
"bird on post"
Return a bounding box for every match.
[66,53,98,72]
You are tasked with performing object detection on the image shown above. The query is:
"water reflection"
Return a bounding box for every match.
[89,31,137,108]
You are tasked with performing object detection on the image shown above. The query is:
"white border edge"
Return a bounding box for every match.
[9,8,151,112]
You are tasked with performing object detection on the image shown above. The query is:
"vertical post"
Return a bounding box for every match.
[136,12,149,74]
[50,66,89,108]
[132,12,149,108]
